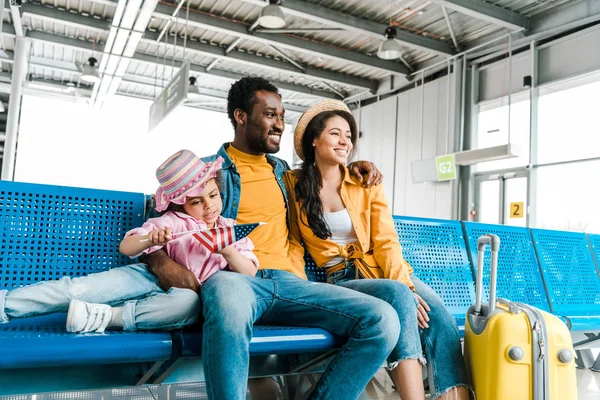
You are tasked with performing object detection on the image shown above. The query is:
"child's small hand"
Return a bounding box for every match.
[146,228,172,246]
[216,245,236,256]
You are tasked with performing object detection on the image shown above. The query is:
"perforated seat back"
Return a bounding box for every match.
[531,228,600,316]
[588,233,600,277]
[463,222,551,311]
[393,216,475,320]
[0,181,145,289]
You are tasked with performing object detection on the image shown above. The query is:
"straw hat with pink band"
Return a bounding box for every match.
[154,149,224,213]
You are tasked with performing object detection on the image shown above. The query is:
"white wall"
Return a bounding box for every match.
[354,96,397,204]
[15,95,294,194]
[355,74,457,219]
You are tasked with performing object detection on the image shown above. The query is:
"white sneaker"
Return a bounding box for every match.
[66,299,113,333]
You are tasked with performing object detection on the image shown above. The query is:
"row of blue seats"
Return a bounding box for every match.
[1,180,600,394]
[0,181,343,394]
[386,216,600,334]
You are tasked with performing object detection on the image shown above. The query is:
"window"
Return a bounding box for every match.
[535,159,600,233]
[15,94,294,194]
[537,79,600,164]
[475,98,530,172]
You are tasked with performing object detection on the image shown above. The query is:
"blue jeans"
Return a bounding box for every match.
[0,263,201,331]
[200,269,400,400]
[328,265,470,399]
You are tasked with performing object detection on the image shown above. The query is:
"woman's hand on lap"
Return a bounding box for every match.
[414,293,431,329]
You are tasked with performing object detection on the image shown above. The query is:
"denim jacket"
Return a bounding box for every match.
[202,143,291,221]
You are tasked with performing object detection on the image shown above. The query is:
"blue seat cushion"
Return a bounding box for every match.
[1,313,173,369]
[178,325,342,357]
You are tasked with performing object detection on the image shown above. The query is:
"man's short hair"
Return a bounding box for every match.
[227,76,280,128]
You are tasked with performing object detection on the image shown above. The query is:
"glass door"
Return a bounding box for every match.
[475,170,529,226]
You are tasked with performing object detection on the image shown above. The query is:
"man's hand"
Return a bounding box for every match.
[140,250,200,292]
[348,161,383,188]
[414,293,431,329]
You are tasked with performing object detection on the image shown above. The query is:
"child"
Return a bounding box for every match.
[0,150,258,334]
[67,149,259,333]
[119,149,258,280]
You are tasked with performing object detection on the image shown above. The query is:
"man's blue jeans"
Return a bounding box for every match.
[200,269,400,400]
[0,263,201,331]
[328,265,471,399]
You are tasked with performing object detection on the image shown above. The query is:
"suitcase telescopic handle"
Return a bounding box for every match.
[474,234,501,316]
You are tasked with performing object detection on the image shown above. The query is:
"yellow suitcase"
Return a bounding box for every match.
[464,234,577,400]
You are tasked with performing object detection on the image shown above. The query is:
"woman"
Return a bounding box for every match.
[284,100,471,400]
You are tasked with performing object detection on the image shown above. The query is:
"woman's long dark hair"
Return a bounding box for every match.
[295,110,358,239]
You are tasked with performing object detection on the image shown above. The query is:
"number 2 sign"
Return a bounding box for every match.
[510,202,524,218]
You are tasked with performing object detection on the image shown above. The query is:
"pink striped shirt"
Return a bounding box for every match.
[125,212,259,286]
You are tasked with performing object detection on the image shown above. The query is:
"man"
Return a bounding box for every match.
[143,77,399,400]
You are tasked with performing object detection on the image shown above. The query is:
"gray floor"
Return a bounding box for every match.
[0,367,598,399]
[361,367,600,400]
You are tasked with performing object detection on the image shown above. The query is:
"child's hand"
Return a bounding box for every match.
[216,245,237,256]
[146,228,172,246]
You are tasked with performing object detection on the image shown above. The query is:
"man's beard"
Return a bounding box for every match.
[246,127,280,154]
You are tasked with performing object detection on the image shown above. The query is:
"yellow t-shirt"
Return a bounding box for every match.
[226,145,304,277]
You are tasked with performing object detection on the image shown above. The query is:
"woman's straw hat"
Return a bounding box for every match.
[293,100,352,161]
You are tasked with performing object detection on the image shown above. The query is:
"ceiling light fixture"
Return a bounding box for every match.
[187,77,202,99]
[63,82,76,94]
[377,27,403,60]
[257,0,286,29]
[80,57,101,84]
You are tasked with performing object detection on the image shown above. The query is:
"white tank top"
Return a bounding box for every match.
[322,208,359,268]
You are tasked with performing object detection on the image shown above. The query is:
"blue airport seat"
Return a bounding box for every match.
[588,233,600,276]
[0,181,144,288]
[531,228,600,331]
[0,181,173,378]
[462,222,551,312]
[0,313,173,369]
[177,325,341,358]
[304,249,326,283]
[393,216,476,330]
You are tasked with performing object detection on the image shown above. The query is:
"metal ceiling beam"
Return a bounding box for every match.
[152,3,410,75]
[239,0,455,56]
[21,2,109,32]
[10,3,24,37]
[433,0,529,31]
[23,76,303,119]
[466,0,600,62]
[142,31,375,91]
[19,5,366,93]
[441,6,460,50]
[28,56,310,113]
[2,22,15,36]
[129,52,341,99]
[25,29,343,99]
[27,29,101,53]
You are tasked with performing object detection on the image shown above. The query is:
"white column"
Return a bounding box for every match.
[1,36,29,180]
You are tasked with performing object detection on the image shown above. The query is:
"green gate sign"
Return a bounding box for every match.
[435,154,457,181]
